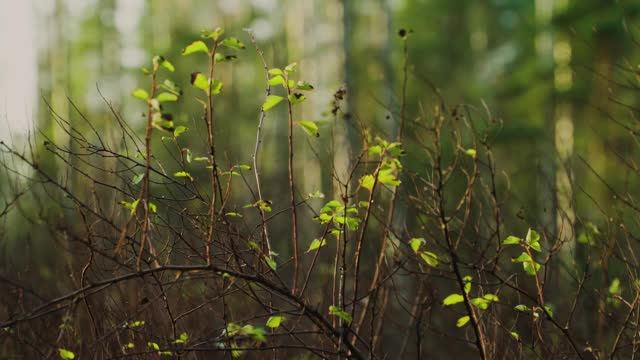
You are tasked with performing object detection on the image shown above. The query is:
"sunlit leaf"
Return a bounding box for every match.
[147,342,160,350]
[266,257,277,270]
[295,81,314,91]
[268,68,284,76]
[514,304,531,312]
[329,305,352,324]
[420,251,439,267]
[284,62,297,73]
[182,40,209,55]
[464,148,477,157]
[132,174,144,185]
[511,331,519,341]
[174,125,187,138]
[157,92,178,102]
[266,316,284,329]
[214,53,238,63]
[174,171,193,180]
[160,59,175,72]
[59,349,75,359]
[132,89,149,100]
[289,93,306,104]
[201,27,224,40]
[443,294,464,306]
[463,276,472,294]
[297,121,319,137]
[502,236,520,245]
[359,174,375,191]
[268,75,285,87]
[190,72,209,92]
[220,37,245,49]
[307,238,326,252]
[261,95,284,111]
[409,238,425,253]
[456,316,470,328]
[378,168,401,187]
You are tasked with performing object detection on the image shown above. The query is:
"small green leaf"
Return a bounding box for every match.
[266,257,277,270]
[525,228,540,244]
[132,174,144,185]
[378,168,401,187]
[284,62,297,73]
[368,145,382,156]
[420,251,439,267]
[464,148,477,157]
[210,79,223,95]
[174,171,193,180]
[266,316,284,329]
[470,297,490,310]
[173,332,189,344]
[543,305,554,318]
[307,238,326,252]
[609,278,621,295]
[128,320,145,328]
[226,212,243,217]
[443,294,464,306]
[297,121,319,137]
[530,241,542,252]
[329,305,352,324]
[214,53,238,62]
[514,304,531,312]
[201,27,224,40]
[190,72,210,92]
[289,93,306,104]
[220,37,245,49]
[409,238,425,253]
[194,156,208,161]
[261,95,284,111]
[149,202,157,213]
[295,81,314,90]
[182,40,209,55]
[268,75,285,86]
[463,276,472,294]
[147,342,160,350]
[132,89,149,100]
[502,236,520,245]
[59,348,75,359]
[483,294,499,302]
[185,148,192,163]
[174,125,187,138]
[456,316,470,328]
[511,331,519,341]
[160,59,175,72]
[360,174,375,191]
[157,92,178,102]
[268,68,284,76]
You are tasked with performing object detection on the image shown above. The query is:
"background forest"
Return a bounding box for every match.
[2,0,640,359]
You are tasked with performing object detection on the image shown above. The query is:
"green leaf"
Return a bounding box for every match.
[157,92,178,103]
[284,62,297,73]
[190,72,210,92]
[529,241,542,252]
[59,348,75,359]
[226,212,243,217]
[185,148,192,163]
[210,79,223,95]
[268,68,284,76]
[214,53,238,62]
[173,332,189,344]
[463,276,472,294]
[174,171,193,180]
[409,238,425,253]
[128,320,145,328]
[502,236,520,245]
[464,148,477,157]
[543,305,554,318]
[132,89,149,100]
[470,297,490,310]
[160,80,182,95]
[420,251,439,267]
[359,174,375,191]
[194,156,208,161]
[220,37,245,49]
[266,257,277,270]
[514,304,531,312]
[443,294,464,306]
[147,342,160,351]
[297,121,319,137]
[511,331,519,341]
[289,93,306,105]
[174,125,187,138]
[120,199,140,215]
[149,202,157,213]
[160,59,175,72]
[368,145,382,156]
[378,168,401,187]
[201,27,224,40]
[182,40,209,55]
[261,95,284,111]
[132,174,144,185]
[329,305,352,324]
[456,316,470,328]
[609,278,621,295]
[307,238,326,252]
[295,81,314,90]
[483,294,499,302]
[266,316,284,329]
[525,228,540,245]
[268,75,285,86]
[512,252,540,274]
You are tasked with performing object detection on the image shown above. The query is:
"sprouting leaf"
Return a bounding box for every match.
[193,156,208,161]
[420,251,439,267]
[149,202,157,213]
[289,93,306,105]
[295,81,314,90]
[141,67,151,75]
[226,212,243,218]
[456,316,470,328]
[307,238,326,252]
[297,121,319,137]
[201,27,224,40]
[443,294,464,306]
[190,72,209,92]
[185,148,192,163]
[220,37,245,49]
[308,190,325,199]
[464,148,477,158]
[483,294,499,302]
[214,53,238,62]
[368,145,382,156]
[265,257,277,270]
[173,332,189,344]
[157,92,178,103]
[268,75,285,87]
[210,79,223,95]
[160,59,175,72]
[261,95,284,111]
[284,62,297,73]
[609,278,621,295]
[266,316,284,329]
[543,305,554,318]
[174,171,193,180]
[160,80,182,95]
[512,252,540,275]
[409,238,425,253]
[132,174,144,185]
[470,297,490,310]
[132,89,149,100]
[525,228,540,245]
[268,68,284,76]
[182,40,209,55]
[378,168,401,187]
[514,304,531,312]
[329,305,352,324]
[463,276,472,294]
[147,342,160,350]
[502,236,520,245]
[120,199,140,215]
[174,126,187,138]
[511,331,520,341]
[59,349,75,359]
[359,174,375,191]
[128,320,145,328]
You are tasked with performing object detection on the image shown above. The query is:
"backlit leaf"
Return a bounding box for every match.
[182,40,209,55]
[297,121,319,137]
[443,294,464,306]
[261,95,284,111]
